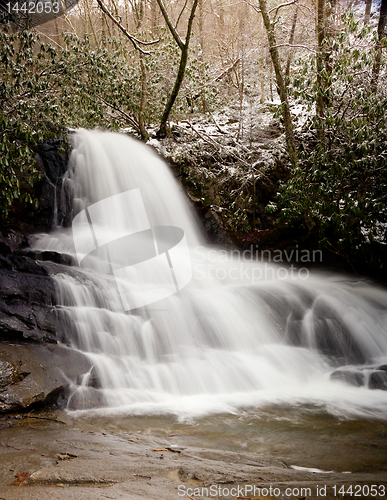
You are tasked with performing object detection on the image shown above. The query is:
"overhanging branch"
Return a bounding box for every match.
[155,0,185,50]
[96,0,159,54]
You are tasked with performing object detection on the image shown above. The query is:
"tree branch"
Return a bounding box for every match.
[96,0,158,54]
[273,43,316,53]
[155,0,185,50]
[242,0,261,14]
[176,0,189,29]
[214,58,241,81]
[185,0,199,45]
[269,0,298,17]
[95,94,141,133]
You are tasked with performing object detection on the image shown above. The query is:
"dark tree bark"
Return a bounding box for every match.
[156,0,200,138]
[96,0,159,141]
[364,0,372,24]
[316,0,326,146]
[258,0,298,167]
[285,4,299,81]
[371,0,387,92]
[198,0,204,51]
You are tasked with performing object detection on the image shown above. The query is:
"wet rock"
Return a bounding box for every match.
[0,343,91,413]
[66,386,106,410]
[0,360,16,390]
[26,468,107,485]
[369,371,387,391]
[0,265,57,343]
[20,250,75,267]
[55,453,77,461]
[17,139,72,232]
[330,370,365,387]
[75,366,102,389]
[87,366,102,389]
[0,230,28,253]
[178,467,205,481]
[312,302,366,364]
[7,255,49,276]
[195,204,233,247]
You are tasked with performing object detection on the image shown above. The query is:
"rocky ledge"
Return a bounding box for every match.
[0,245,91,413]
[0,136,92,413]
[0,343,90,413]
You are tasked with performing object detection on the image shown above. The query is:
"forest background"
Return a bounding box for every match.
[0,0,386,277]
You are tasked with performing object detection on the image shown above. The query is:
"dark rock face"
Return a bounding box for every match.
[330,368,387,391]
[6,137,73,234]
[30,139,73,231]
[330,370,364,387]
[0,134,91,412]
[199,206,233,247]
[0,360,16,391]
[0,255,57,344]
[40,138,75,228]
[0,343,91,413]
[0,251,94,412]
[369,371,387,390]
[190,200,233,247]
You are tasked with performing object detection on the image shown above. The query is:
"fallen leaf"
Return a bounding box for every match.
[13,471,31,486]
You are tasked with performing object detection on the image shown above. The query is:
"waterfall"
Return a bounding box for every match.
[33,129,387,420]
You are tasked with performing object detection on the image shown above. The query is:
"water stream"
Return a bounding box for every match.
[33,129,387,423]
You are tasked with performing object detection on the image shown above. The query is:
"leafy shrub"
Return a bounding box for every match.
[270,14,387,269]
[0,25,213,218]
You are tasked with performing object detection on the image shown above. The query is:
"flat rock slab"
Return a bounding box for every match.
[0,418,386,500]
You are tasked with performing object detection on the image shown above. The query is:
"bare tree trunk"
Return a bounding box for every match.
[156,0,200,137]
[237,1,247,141]
[136,8,149,141]
[364,0,372,24]
[54,17,62,48]
[258,0,297,167]
[157,45,190,137]
[325,0,337,81]
[150,0,158,33]
[198,0,204,50]
[96,0,159,140]
[85,0,99,46]
[316,0,326,145]
[285,4,299,81]
[138,55,149,141]
[101,10,106,44]
[260,73,265,103]
[371,0,387,92]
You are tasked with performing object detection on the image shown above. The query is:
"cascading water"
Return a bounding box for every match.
[33,129,387,420]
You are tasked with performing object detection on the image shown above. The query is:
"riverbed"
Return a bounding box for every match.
[1,405,386,499]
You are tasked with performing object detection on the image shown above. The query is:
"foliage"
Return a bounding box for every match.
[0,25,213,218]
[269,14,387,268]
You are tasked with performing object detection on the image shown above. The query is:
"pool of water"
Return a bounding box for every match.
[67,404,387,474]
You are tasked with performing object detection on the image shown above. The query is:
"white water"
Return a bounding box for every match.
[34,129,387,421]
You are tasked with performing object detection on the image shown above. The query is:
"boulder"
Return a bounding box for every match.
[0,343,91,413]
[194,203,233,247]
[0,257,57,343]
[330,370,365,387]
[369,371,387,391]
